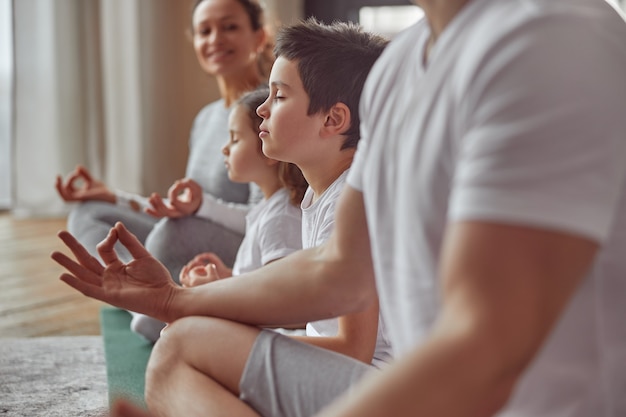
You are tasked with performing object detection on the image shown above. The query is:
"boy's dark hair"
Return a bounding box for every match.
[237,87,308,206]
[274,18,389,149]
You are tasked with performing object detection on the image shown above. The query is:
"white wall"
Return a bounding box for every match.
[0,0,12,208]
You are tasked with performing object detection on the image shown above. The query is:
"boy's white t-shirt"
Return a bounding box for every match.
[302,171,393,368]
[349,0,626,415]
[232,188,302,276]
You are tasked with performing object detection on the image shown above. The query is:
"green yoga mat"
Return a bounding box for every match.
[100,307,154,408]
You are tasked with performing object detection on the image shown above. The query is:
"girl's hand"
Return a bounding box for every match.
[179,252,232,287]
[180,263,220,287]
[144,178,202,218]
[55,165,116,203]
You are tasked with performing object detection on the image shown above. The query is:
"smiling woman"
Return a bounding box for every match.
[190,0,272,105]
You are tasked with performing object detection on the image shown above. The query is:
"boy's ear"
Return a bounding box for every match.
[321,103,351,138]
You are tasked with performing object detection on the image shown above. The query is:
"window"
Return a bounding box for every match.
[359,5,423,37]
[305,1,422,38]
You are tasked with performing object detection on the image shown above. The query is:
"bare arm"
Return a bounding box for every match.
[52,186,377,327]
[173,186,377,325]
[255,184,380,364]
[316,221,598,417]
[291,298,380,364]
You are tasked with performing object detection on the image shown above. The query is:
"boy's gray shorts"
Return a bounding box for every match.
[239,329,375,417]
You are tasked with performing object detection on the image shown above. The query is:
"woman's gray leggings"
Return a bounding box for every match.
[67,201,244,283]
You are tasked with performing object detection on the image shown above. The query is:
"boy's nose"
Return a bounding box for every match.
[256,102,267,118]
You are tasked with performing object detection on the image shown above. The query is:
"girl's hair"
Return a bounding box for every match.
[190,0,275,78]
[237,87,308,206]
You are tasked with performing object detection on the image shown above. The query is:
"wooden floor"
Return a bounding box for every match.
[0,212,104,337]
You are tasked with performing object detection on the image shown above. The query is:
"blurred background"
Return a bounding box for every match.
[0,0,430,218]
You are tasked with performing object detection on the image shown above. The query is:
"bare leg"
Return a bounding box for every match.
[145,317,262,417]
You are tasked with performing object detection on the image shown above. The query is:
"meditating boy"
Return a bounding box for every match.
[249,20,391,367]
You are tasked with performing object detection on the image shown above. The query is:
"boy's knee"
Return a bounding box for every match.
[144,319,191,408]
[145,317,233,395]
[147,317,220,370]
[147,317,195,368]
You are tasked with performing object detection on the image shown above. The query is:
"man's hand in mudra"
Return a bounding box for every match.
[51,222,180,324]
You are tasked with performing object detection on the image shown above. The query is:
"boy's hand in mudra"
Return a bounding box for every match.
[179,252,233,288]
[51,222,180,324]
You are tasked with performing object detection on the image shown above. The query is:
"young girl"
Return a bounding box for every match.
[180,87,307,285]
[131,87,307,341]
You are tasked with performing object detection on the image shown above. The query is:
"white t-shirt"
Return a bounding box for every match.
[348,0,626,415]
[303,171,393,368]
[232,188,302,276]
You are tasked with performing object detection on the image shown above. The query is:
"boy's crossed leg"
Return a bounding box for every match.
[144,317,374,417]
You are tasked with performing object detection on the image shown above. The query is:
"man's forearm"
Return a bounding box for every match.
[315,323,517,417]
[169,245,377,326]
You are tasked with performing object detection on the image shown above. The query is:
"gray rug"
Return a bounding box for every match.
[0,336,108,416]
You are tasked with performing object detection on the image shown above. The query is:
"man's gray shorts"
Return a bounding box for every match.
[239,329,375,417]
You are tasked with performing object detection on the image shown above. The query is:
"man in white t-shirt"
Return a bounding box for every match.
[345,0,626,415]
[54,1,626,416]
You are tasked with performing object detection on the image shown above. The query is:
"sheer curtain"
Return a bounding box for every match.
[11,0,303,218]
[12,0,213,217]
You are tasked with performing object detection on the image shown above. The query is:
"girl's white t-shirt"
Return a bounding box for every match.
[232,188,302,276]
